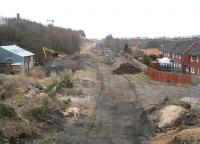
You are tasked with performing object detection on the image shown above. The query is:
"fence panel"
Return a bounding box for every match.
[147,67,191,84]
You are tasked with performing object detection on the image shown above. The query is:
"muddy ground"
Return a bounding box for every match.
[55,42,192,144]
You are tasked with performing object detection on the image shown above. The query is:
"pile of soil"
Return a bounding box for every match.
[112,63,141,75]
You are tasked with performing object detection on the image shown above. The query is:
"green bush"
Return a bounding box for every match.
[123,43,132,54]
[143,55,152,66]
[31,106,45,122]
[149,54,157,61]
[0,104,16,118]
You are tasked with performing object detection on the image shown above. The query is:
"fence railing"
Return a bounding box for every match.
[157,63,182,73]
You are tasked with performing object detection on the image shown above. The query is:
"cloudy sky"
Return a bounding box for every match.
[1,0,200,38]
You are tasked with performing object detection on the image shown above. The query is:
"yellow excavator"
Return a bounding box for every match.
[43,47,59,61]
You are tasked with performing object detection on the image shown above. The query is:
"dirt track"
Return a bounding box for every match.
[58,42,191,144]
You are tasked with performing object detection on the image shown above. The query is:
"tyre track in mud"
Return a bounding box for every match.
[59,44,154,144]
[123,75,154,140]
[85,45,153,144]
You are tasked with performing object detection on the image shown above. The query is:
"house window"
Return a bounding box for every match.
[191,67,195,74]
[179,54,181,59]
[186,67,189,72]
[179,64,181,68]
[197,56,199,62]
[198,69,200,75]
[191,56,194,62]
[173,53,174,58]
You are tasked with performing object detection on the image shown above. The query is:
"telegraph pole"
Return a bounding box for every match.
[47,19,54,48]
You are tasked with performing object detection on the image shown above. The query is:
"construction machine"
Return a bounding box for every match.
[42,47,59,61]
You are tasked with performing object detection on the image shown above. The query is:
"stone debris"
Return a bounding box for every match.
[158,105,186,128]
[63,107,81,118]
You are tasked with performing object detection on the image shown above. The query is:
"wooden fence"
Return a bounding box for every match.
[147,67,191,84]
[123,54,192,84]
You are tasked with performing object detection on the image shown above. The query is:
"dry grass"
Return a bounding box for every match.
[0,75,29,100]
[29,66,46,79]
[73,69,98,85]
[80,41,96,53]
[0,69,74,143]
[153,130,176,144]
[174,128,200,142]
[153,128,200,144]
[37,73,62,92]
[0,120,38,139]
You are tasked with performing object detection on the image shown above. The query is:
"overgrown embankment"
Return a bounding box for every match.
[0,68,75,143]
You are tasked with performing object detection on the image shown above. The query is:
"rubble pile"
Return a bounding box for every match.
[152,101,200,144]
[112,63,141,75]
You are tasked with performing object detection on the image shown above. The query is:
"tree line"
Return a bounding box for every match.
[102,35,129,54]
[0,17,85,63]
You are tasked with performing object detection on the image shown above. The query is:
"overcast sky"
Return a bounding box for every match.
[1,0,200,39]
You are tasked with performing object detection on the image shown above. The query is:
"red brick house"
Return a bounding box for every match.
[161,40,200,75]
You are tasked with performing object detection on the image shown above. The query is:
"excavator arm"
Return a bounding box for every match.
[43,47,58,61]
[43,47,58,57]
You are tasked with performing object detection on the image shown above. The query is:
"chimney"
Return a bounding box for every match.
[17,13,20,19]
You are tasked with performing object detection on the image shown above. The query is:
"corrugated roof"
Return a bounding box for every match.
[0,45,34,57]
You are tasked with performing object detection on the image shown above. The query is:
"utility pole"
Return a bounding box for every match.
[47,19,54,26]
[47,19,54,48]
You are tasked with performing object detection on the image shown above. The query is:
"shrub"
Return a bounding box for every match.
[0,81,16,100]
[123,43,132,54]
[29,67,46,79]
[0,75,25,100]
[31,106,45,122]
[0,104,16,118]
[143,55,152,66]
[149,54,157,61]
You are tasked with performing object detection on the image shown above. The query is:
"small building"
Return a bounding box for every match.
[0,45,34,74]
[139,40,162,56]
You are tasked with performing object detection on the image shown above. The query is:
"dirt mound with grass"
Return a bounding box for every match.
[151,100,200,144]
[154,128,200,144]
[31,105,65,131]
[112,63,141,75]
